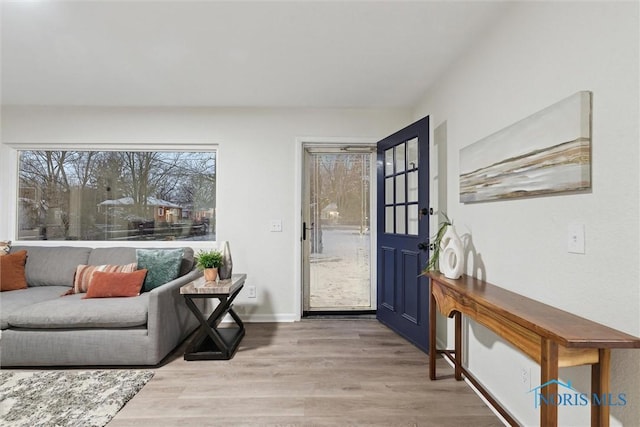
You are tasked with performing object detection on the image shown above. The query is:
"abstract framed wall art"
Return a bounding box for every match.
[459,91,592,203]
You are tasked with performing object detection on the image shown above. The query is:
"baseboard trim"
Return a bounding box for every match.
[222,313,298,323]
[439,350,516,426]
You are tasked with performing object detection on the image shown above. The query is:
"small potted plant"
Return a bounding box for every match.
[195,249,224,282]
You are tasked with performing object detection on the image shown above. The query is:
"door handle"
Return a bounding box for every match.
[418,242,430,251]
[302,222,314,240]
[419,207,433,219]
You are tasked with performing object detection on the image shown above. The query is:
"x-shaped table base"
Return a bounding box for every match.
[183,279,245,360]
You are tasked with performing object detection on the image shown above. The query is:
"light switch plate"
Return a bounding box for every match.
[568,223,585,254]
[270,220,283,232]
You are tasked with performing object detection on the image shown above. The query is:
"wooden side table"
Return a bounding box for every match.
[180,273,246,360]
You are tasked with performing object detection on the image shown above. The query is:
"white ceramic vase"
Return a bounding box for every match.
[438,225,464,279]
[218,241,233,280]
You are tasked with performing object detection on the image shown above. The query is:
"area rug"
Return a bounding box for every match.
[0,369,154,427]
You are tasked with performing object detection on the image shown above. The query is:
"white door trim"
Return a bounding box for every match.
[293,136,378,320]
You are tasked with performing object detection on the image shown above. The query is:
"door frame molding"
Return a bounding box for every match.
[294,136,378,320]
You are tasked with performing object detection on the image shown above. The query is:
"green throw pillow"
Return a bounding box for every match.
[136,248,184,292]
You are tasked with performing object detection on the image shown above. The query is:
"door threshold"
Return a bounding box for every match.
[303,310,376,319]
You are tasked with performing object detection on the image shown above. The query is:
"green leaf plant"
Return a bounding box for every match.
[195,249,224,270]
[424,212,452,273]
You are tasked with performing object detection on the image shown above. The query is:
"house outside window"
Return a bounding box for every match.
[17,150,216,241]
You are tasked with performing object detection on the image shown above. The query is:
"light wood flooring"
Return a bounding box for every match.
[109,319,503,426]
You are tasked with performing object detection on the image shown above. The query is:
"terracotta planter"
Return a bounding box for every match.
[203,268,218,282]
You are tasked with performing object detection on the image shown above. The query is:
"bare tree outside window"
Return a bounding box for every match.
[308,153,370,254]
[17,150,216,241]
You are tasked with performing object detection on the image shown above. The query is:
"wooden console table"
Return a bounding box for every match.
[427,272,640,427]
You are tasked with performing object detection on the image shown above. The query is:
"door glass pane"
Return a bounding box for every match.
[395,143,405,173]
[395,205,406,234]
[308,152,372,310]
[385,206,394,233]
[407,138,418,169]
[395,175,405,203]
[407,171,418,202]
[407,204,418,235]
[385,177,394,204]
[385,149,394,176]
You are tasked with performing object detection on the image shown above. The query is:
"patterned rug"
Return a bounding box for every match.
[0,369,154,427]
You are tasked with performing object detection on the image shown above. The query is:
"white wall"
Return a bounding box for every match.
[0,106,410,321]
[415,1,639,426]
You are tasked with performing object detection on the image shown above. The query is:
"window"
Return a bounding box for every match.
[384,138,419,235]
[17,150,216,241]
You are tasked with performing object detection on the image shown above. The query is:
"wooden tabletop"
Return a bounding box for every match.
[180,273,246,296]
[427,272,640,349]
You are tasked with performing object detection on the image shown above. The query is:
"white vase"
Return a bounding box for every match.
[218,241,233,280]
[439,225,464,279]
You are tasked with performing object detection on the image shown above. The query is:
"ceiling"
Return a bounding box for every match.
[1,1,511,108]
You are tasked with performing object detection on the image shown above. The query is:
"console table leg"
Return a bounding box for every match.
[541,338,559,427]
[429,283,437,380]
[591,349,611,427]
[454,311,462,381]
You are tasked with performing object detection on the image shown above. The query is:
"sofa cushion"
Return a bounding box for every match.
[177,247,195,276]
[87,247,137,265]
[72,263,138,294]
[136,248,184,292]
[0,250,28,291]
[88,247,194,277]
[7,292,150,329]
[11,246,92,287]
[0,286,70,329]
[83,269,147,299]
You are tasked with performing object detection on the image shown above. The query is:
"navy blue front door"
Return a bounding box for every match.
[376,116,430,352]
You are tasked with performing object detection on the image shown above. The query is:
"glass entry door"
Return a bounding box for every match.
[302,147,375,313]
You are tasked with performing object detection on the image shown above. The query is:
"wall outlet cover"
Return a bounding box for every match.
[247,286,257,298]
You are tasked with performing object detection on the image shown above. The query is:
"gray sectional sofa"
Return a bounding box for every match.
[0,245,204,366]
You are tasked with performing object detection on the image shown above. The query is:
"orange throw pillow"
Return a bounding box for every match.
[72,263,138,294]
[0,250,28,291]
[83,269,147,299]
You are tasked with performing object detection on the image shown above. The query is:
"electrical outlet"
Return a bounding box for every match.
[247,286,256,298]
[521,367,531,389]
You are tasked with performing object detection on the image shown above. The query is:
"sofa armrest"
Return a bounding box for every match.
[146,268,204,362]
